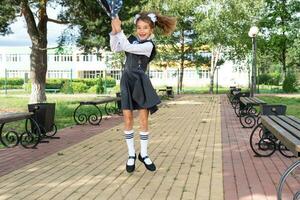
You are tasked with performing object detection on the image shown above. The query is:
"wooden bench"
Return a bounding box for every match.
[0,112,41,148]
[158,86,174,98]
[227,87,241,102]
[231,91,250,114]
[238,97,266,128]
[73,95,121,125]
[45,88,60,93]
[250,105,300,200]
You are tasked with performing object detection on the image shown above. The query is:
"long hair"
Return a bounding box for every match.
[135,12,177,36]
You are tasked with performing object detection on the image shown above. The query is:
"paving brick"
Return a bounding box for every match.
[0,95,225,200]
[221,95,300,200]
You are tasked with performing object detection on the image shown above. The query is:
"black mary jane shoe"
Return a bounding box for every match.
[126,155,136,173]
[138,153,156,171]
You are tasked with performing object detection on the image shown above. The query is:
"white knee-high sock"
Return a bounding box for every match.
[140,131,152,165]
[124,130,135,165]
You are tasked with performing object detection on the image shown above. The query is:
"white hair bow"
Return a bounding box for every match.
[133,14,141,24]
[147,13,157,23]
[133,13,157,24]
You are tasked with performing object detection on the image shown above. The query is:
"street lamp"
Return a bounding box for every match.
[248,26,259,97]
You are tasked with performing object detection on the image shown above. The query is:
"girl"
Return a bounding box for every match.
[110,12,176,173]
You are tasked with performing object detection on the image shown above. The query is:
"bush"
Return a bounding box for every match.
[24,83,31,92]
[282,72,298,93]
[61,81,74,94]
[71,82,88,93]
[258,72,281,86]
[112,85,120,93]
[103,76,116,88]
[87,85,98,93]
[0,78,24,88]
[97,78,104,94]
[258,74,271,85]
[72,79,97,87]
[46,79,65,89]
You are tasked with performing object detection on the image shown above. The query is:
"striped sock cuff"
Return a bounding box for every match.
[140,132,149,140]
[125,133,134,139]
[124,130,134,140]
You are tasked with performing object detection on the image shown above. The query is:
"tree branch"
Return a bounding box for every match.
[47,18,70,24]
[21,0,39,38]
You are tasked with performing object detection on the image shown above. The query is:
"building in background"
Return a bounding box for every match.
[0,46,249,88]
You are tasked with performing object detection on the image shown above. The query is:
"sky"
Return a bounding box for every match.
[0,7,68,47]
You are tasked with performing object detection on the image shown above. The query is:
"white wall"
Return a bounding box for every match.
[0,46,249,88]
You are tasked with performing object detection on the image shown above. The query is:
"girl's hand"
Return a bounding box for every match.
[111,17,122,33]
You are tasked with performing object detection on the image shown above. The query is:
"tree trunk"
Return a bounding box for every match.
[179,29,185,92]
[209,72,214,94]
[282,46,286,78]
[30,45,47,103]
[179,64,184,92]
[21,0,48,103]
[209,47,220,94]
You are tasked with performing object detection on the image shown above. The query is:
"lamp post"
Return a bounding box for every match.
[248,26,259,97]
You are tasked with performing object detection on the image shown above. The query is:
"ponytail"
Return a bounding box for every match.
[155,13,177,35]
[134,12,177,36]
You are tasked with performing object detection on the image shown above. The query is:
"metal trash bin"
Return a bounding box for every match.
[166,86,174,98]
[28,103,56,133]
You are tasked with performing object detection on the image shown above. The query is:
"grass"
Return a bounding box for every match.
[0,93,120,148]
[259,96,300,118]
[0,93,118,130]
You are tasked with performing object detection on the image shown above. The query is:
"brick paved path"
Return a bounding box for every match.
[0,115,124,177]
[1,94,298,200]
[0,95,223,200]
[221,95,300,200]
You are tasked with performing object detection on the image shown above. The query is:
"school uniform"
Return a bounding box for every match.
[110,31,161,114]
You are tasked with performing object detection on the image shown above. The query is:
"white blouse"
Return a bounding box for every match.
[109,31,153,58]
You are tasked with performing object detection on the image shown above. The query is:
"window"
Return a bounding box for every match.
[167,70,177,79]
[82,70,103,78]
[83,55,91,62]
[149,70,163,79]
[47,70,72,78]
[97,53,103,61]
[108,70,121,80]
[6,54,19,62]
[198,69,209,79]
[6,70,29,78]
[54,55,60,62]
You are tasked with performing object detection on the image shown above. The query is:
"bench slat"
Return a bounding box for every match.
[0,112,33,124]
[252,97,266,104]
[240,97,253,105]
[247,97,257,104]
[278,115,300,132]
[269,115,300,140]
[288,115,300,124]
[80,97,120,105]
[261,116,300,156]
[240,97,266,106]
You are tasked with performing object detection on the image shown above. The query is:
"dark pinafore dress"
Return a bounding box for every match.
[120,35,161,114]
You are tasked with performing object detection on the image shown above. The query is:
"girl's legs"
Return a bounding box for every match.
[139,109,155,167]
[123,110,135,168]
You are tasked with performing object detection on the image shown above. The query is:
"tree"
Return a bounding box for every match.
[259,0,300,78]
[195,0,264,93]
[145,0,204,92]
[0,0,146,103]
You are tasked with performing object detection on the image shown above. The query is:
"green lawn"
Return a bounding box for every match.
[0,93,118,130]
[259,96,300,118]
